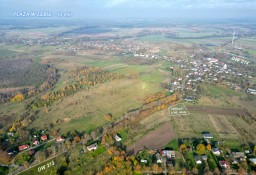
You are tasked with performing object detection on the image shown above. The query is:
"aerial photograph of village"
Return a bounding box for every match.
[0,0,255,175]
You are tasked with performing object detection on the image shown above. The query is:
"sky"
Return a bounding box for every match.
[0,0,256,20]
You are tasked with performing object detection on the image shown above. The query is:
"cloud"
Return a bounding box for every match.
[105,0,130,7]
[0,0,255,19]
[103,0,256,9]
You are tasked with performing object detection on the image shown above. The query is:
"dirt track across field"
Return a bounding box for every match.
[126,122,176,154]
[187,106,249,116]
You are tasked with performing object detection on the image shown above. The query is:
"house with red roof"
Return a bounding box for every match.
[41,135,47,141]
[56,136,65,142]
[19,144,29,151]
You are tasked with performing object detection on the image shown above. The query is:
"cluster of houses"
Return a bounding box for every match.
[139,149,176,165]
[168,55,255,97]
[8,135,65,156]
[80,40,147,55]
[7,130,123,159]
[210,147,256,169]
[12,135,48,154]
[74,40,256,97]
[195,133,256,171]
[136,132,256,173]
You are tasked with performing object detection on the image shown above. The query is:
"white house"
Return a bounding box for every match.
[141,159,147,163]
[212,148,220,155]
[155,153,163,164]
[115,135,122,142]
[249,158,256,165]
[87,143,98,151]
[195,156,202,164]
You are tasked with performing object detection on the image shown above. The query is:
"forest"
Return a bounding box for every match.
[0,59,58,103]
[0,59,48,88]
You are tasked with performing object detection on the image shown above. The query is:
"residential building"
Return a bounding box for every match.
[41,135,47,141]
[115,135,122,142]
[87,143,98,151]
[19,144,29,151]
[219,161,230,168]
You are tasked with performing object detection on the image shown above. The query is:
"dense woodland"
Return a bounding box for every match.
[0,59,58,103]
[0,59,47,88]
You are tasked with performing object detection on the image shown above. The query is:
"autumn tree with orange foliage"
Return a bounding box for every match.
[11,93,24,102]
[73,135,81,143]
[101,146,139,174]
[206,144,211,151]
[180,144,187,153]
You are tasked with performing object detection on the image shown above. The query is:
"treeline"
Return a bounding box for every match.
[142,92,167,104]
[0,87,30,103]
[70,66,123,85]
[30,66,123,109]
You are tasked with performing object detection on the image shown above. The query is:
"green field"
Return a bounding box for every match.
[29,77,163,133]
[168,37,231,46]
[248,49,256,56]
[139,34,171,42]
[237,38,256,48]
[206,85,241,97]
[1,40,165,134]
[0,48,18,58]
[170,109,255,148]
[164,139,179,150]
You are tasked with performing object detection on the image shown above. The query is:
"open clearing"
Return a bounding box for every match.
[29,78,162,133]
[187,106,248,116]
[170,105,255,146]
[209,115,238,134]
[126,122,176,154]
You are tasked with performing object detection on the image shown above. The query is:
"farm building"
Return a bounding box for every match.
[202,133,213,139]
